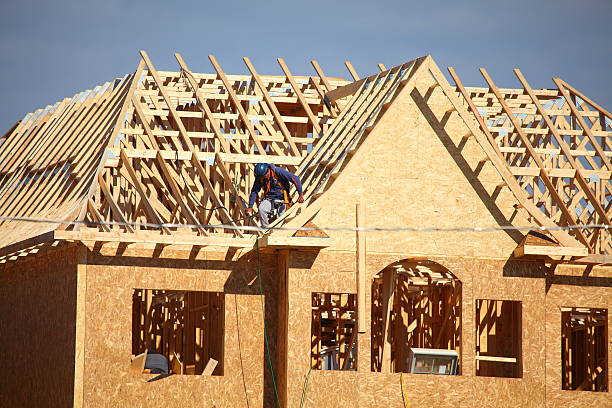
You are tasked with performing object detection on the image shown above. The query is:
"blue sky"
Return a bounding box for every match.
[0,0,610,131]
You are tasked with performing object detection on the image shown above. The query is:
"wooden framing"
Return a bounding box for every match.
[561,307,608,391]
[0,51,610,408]
[1,52,607,259]
[371,260,462,374]
[310,293,357,370]
[0,51,352,251]
[447,67,611,254]
[475,299,522,378]
[132,288,225,376]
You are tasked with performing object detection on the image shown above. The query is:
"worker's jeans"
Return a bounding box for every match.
[259,198,285,227]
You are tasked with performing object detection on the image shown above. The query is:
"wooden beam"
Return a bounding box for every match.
[514,244,589,258]
[208,55,267,155]
[475,355,517,363]
[380,269,395,373]
[356,202,366,333]
[55,229,255,247]
[479,68,591,249]
[277,58,322,135]
[243,57,300,156]
[571,254,612,265]
[442,64,583,248]
[256,235,330,249]
[108,148,302,166]
[344,61,360,81]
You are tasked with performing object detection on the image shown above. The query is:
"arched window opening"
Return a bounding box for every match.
[371,260,462,374]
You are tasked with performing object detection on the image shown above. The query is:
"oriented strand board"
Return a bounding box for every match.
[307,68,531,259]
[544,282,612,408]
[80,246,279,408]
[285,251,555,407]
[0,244,79,408]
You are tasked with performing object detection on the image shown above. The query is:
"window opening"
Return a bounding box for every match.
[475,299,522,378]
[311,293,357,371]
[561,307,608,391]
[371,260,462,374]
[131,289,224,375]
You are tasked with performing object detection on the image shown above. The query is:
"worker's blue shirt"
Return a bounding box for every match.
[248,166,303,208]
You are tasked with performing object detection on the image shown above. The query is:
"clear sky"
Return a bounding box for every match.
[0,0,610,131]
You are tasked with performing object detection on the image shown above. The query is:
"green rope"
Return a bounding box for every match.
[299,366,313,408]
[255,240,281,407]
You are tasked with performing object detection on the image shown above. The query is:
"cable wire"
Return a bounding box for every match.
[0,215,608,234]
[299,366,313,408]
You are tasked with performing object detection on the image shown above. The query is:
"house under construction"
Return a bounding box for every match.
[0,51,610,407]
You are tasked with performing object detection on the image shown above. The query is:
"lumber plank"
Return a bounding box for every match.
[479,68,590,249]
[442,64,583,248]
[344,61,360,81]
[277,58,322,135]
[55,229,255,247]
[243,57,300,156]
[202,358,218,376]
[119,149,170,233]
[208,55,267,155]
[356,202,366,334]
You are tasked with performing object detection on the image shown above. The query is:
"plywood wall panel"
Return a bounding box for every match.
[308,69,529,259]
[286,251,558,407]
[0,245,79,408]
[544,282,611,408]
[81,247,276,407]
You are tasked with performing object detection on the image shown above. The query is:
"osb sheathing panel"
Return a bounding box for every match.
[545,280,612,408]
[286,251,550,407]
[309,69,530,258]
[81,247,279,408]
[0,245,79,408]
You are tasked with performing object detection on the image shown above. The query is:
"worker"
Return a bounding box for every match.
[246,163,304,227]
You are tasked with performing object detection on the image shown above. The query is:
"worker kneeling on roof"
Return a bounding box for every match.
[246,163,304,227]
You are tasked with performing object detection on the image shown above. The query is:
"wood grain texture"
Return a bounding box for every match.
[284,250,610,407]
[0,244,79,408]
[80,246,279,407]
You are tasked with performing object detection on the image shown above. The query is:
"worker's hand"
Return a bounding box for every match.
[297,194,305,203]
[246,207,255,217]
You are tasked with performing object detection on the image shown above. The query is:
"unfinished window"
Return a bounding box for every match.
[475,299,522,378]
[132,289,224,376]
[561,308,608,392]
[371,260,462,374]
[311,293,357,370]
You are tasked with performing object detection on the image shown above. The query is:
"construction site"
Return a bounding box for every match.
[0,50,609,407]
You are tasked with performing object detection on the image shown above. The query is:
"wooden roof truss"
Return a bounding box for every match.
[448,69,611,254]
[0,52,609,257]
[0,51,351,249]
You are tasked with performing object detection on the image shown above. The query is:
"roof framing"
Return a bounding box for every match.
[0,52,609,257]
